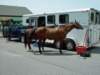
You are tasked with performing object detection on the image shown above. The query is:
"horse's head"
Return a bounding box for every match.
[73,21,83,30]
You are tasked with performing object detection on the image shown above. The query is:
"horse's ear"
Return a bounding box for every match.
[75,20,77,23]
[75,20,79,24]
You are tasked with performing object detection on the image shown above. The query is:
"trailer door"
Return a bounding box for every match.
[89,25,100,46]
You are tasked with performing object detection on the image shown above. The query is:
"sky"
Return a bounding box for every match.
[0,0,100,14]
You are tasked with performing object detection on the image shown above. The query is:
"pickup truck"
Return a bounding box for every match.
[7,25,29,42]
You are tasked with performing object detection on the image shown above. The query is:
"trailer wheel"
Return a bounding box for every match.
[65,39,76,51]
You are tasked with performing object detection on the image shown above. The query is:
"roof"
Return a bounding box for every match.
[0,5,32,16]
[23,8,98,17]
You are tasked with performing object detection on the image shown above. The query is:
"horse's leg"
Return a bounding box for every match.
[24,31,28,49]
[59,41,63,54]
[27,39,32,51]
[38,40,42,54]
[41,39,45,52]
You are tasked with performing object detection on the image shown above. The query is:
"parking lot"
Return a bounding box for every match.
[0,33,100,75]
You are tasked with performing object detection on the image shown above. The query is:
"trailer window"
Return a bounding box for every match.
[91,12,94,23]
[59,14,69,24]
[95,12,100,24]
[38,16,45,26]
[26,19,29,23]
[31,19,34,23]
[99,14,100,24]
[26,18,34,24]
[47,15,55,24]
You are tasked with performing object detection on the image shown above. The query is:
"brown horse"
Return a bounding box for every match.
[24,21,83,54]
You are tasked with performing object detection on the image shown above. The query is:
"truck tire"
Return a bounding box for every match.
[65,39,76,51]
[18,36,23,42]
[8,35,11,41]
[20,36,24,43]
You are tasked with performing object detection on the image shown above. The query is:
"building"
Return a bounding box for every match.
[0,5,32,31]
[0,5,32,37]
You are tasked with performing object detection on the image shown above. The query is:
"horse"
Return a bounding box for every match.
[24,21,83,54]
[24,27,45,53]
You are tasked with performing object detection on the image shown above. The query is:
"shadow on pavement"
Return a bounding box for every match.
[27,46,100,56]
[91,47,100,54]
[42,52,76,56]
[6,39,21,43]
[29,50,76,56]
[0,36,3,38]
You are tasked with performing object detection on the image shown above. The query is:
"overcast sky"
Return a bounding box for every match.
[0,0,100,14]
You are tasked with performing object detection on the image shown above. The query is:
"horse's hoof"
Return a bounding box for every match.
[39,51,42,54]
[42,50,45,52]
[28,50,33,52]
[40,52,42,54]
[60,51,63,54]
[32,51,35,54]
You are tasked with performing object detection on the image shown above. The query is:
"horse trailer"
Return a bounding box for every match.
[22,8,100,50]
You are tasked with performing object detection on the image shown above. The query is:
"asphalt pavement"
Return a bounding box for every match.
[0,33,100,75]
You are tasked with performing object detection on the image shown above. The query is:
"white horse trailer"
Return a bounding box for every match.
[23,8,100,50]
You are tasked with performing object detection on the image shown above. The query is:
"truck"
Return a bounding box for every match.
[22,8,100,50]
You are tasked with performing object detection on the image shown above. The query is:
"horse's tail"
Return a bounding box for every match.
[24,31,27,49]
